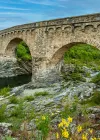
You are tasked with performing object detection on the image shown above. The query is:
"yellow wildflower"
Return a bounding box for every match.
[77,125,82,133]
[58,118,69,128]
[42,116,46,120]
[58,122,63,128]
[62,118,69,127]
[56,132,59,139]
[62,130,69,138]
[68,116,73,123]
[82,134,88,140]
[88,128,93,134]
[62,118,67,123]
[91,138,97,140]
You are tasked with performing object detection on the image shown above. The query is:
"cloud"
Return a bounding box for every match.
[0,0,22,4]
[0,0,100,30]
[0,6,30,11]
[23,0,65,7]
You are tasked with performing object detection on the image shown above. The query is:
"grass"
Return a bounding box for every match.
[9,96,19,104]
[0,104,7,122]
[34,91,49,97]
[24,95,35,101]
[81,91,100,106]
[0,87,10,97]
[91,72,100,84]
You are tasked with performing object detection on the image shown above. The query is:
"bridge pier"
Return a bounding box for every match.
[32,57,62,87]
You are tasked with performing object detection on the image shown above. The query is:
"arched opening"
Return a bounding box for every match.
[0,38,32,88]
[50,42,100,66]
[49,43,100,83]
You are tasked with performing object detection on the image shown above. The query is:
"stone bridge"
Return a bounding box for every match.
[0,13,100,86]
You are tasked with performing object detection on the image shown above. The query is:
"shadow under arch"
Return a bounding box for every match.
[1,37,33,88]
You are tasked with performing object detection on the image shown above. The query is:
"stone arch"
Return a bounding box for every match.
[5,37,32,57]
[49,41,100,67]
[84,25,94,33]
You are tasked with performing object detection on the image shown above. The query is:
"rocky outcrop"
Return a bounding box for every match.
[0,56,32,78]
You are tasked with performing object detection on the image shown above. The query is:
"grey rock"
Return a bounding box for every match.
[0,57,31,78]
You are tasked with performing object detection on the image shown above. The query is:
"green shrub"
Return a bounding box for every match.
[10,102,25,118]
[91,73,100,84]
[81,91,100,106]
[0,104,7,122]
[34,91,49,97]
[90,91,100,105]
[16,41,32,61]
[0,87,10,97]
[64,44,100,68]
[4,136,13,140]
[24,95,34,101]
[37,115,50,140]
[71,73,85,82]
[9,96,19,104]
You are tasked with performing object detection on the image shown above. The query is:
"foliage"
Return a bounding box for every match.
[0,104,7,122]
[91,73,100,84]
[9,96,19,104]
[0,96,99,139]
[56,116,97,140]
[0,87,10,97]
[16,41,32,61]
[91,91,100,105]
[5,136,13,140]
[10,102,25,118]
[61,97,79,118]
[37,115,51,140]
[81,91,100,106]
[64,44,100,68]
[24,95,34,101]
[34,91,49,97]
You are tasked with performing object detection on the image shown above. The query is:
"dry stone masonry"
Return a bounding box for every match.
[0,13,100,86]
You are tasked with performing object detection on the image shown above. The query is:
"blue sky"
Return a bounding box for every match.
[0,0,100,30]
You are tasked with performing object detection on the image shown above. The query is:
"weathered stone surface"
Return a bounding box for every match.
[0,57,31,78]
[0,123,12,138]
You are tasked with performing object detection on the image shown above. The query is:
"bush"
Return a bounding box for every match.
[90,91,100,105]
[24,95,34,101]
[34,91,49,97]
[10,102,25,118]
[81,91,100,106]
[0,87,10,97]
[16,41,32,61]
[0,104,7,122]
[91,73,100,84]
[64,44,100,68]
[37,115,50,139]
[9,96,19,104]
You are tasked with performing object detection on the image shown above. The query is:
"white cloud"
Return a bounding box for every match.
[0,0,22,4]
[23,0,65,7]
[0,6,30,11]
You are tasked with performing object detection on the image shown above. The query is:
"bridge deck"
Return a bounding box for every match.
[0,13,100,35]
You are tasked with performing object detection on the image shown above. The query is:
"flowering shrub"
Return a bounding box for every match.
[37,115,50,140]
[56,116,100,140]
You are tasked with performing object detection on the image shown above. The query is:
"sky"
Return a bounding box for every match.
[0,0,100,30]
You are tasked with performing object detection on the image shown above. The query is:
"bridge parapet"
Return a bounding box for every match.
[0,13,100,35]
